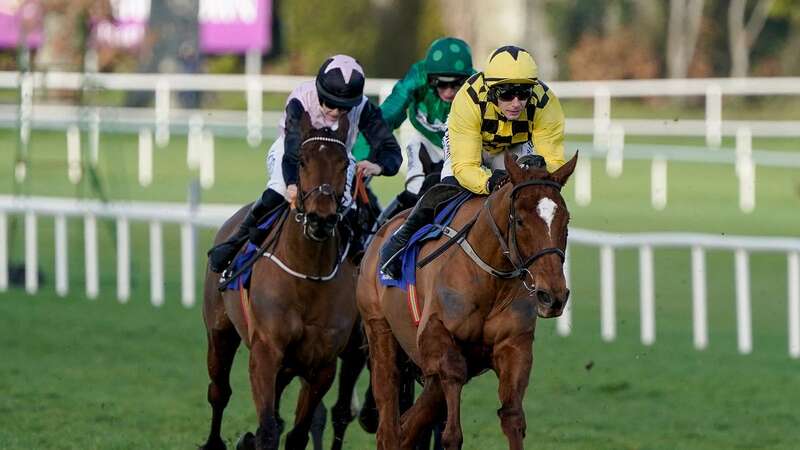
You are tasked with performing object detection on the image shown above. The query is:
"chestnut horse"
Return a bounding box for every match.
[200,114,362,450]
[357,152,578,450]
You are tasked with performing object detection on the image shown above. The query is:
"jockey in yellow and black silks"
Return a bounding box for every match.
[379,45,567,280]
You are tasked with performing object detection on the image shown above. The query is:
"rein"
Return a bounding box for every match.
[418,179,565,295]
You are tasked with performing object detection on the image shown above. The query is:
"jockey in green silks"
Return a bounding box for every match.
[352,37,475,218]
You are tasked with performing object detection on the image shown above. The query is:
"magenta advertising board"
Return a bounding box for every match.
[0,1,42,48]
[0,0,271,54]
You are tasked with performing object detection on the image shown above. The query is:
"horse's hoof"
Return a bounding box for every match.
[235,432,255,450]
[358,406,379,434]
[198,436,227,450]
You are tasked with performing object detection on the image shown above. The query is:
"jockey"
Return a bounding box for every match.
[352,37,474,218]
[208,55,402,274]
[379,45,567,280]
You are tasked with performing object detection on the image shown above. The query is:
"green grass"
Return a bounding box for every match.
[1,128,799,449]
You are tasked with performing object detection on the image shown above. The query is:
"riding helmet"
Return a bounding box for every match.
[316,55,366,109]
[424,37,473,78]
[484,45,538,87]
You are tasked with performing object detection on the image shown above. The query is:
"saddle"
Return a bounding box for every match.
[379,189,473,291]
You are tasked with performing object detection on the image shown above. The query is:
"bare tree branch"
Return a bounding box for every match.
[728,0,775,77]
[667,0,705,78]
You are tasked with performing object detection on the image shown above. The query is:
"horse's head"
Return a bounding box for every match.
[502,151,578,318]
[296,112,350,241]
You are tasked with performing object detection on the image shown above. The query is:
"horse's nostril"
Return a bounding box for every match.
[537,290,553,307]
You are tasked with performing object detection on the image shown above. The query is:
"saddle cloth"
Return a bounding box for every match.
[225,206,287,292]
[378,191,473,323]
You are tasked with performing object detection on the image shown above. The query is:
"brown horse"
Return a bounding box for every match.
[200,114,362,450]
[357,151,578,450]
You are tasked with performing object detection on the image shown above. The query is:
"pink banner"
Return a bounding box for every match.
[0,1,42,48]
[0,0,271,54]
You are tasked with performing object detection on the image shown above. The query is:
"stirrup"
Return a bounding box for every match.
[218,268,233,285]
[379,249,404,279]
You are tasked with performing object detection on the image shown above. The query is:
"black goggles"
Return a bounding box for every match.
[321,100,352,112]
[494,85,533,102]
[430,76,467,90]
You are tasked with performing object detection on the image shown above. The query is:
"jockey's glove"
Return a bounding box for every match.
[487,169,508,192]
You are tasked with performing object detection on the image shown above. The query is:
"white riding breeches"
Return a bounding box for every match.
[404,130,445,195]
[266,136,356,208]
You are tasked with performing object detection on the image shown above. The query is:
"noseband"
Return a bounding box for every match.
[293,136,349,241]
[484,179,566,293]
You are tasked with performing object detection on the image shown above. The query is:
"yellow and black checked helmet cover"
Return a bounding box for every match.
[484,45,538,87]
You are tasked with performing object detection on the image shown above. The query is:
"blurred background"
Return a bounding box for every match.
[0,1,799,449]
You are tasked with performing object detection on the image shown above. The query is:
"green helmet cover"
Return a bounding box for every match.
[423,37,473,77]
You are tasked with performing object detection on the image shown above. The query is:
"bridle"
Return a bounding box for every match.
[293,135,349,241]
[483,179,566,294]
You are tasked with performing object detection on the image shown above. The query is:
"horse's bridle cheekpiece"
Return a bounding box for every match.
[294,135,349,241]
[501,179,566,293]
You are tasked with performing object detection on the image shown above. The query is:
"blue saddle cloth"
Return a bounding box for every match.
[379,191,472,291]
[226,205,287,291]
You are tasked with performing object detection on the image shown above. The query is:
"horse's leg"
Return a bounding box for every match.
[418,317,467,450]
[201,326,242,450]
[399,376,445,450]
[284,362,337,450]
[357,376,378,433]
[274,369,294,437]
[331,329,368,450]
[493,333,534,450]
[249,340,284,450]
[309,402,327,450]
[364,318,402,450]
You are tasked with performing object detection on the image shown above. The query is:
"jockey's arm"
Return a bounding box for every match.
[281,98,305,186]
[380,61,425,129]
[448,87,491,195]
[351,62,422,160]
[358,101,403,176]
[532,86,567,172]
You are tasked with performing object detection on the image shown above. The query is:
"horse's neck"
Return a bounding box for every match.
[464,188,522,290]
[275,215,341,277]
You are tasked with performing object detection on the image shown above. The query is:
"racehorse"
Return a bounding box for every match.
[200,113,363,450]
[357,152,578,450]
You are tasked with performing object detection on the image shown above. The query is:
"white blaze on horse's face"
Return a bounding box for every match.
[537,197,558,236]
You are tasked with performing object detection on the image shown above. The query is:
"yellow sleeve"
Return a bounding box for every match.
[532,90,566,172]
[447,88,491,194]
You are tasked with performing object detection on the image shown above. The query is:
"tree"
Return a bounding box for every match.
[524,0,559,80]
[666,0,704,78]
[728,0,776,77]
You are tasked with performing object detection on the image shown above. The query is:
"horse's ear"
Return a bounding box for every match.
[300,112,313,139]
[335,114,350,143]
[550,152,578,187]
[504,151,525,184]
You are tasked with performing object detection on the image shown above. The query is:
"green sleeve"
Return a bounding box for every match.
[352,61,427,161]
[379,61,427,130]
[352,133,371,161]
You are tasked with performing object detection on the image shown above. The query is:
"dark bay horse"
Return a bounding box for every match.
[200,114,363,450]
[357,152,578,450]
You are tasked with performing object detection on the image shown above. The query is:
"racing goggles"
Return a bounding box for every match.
[430,76,467,90]
[321,99,353,112]
[493,84,533,102]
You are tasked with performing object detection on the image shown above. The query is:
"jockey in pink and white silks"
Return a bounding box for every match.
[208,55,402,274]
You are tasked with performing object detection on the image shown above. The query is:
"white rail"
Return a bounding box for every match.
[0,195,798,358]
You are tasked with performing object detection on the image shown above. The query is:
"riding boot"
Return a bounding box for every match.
[379,185,461,280]
[207,189,285,273]
[383,189,420,223]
